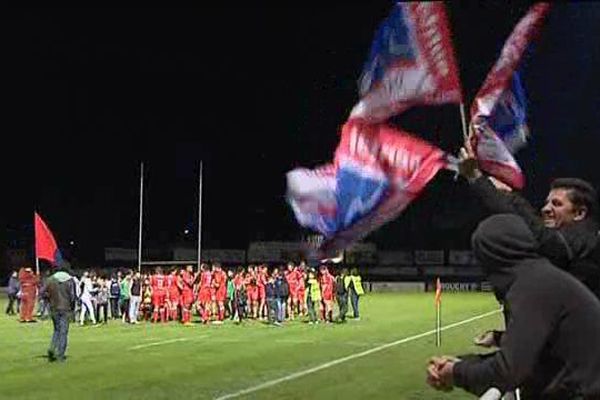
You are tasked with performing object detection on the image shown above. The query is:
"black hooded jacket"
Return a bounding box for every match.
[453,214,600,399]
[470,177,600,296]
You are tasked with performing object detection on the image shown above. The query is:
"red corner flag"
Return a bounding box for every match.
[435,277,442,306]
[34,212,63,266]
[435,277,442,347]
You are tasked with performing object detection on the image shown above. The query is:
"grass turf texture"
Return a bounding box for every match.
[0,292,501,399]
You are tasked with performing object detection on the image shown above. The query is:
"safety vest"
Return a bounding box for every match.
[345,275,364,296]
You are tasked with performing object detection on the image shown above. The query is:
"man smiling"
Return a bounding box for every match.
[459,146,600,298]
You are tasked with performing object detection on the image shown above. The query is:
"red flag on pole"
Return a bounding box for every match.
[34,212,63,266]
[435,277,442,306]
[435,277,442,347]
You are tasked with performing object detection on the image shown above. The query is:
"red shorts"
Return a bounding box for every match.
[247,287,258,302]
[198,288,212,304]
[181,291,194,307]
[152,290,166,306]
[168,291,180,304]
[215,288,227,303]
[297,288,306,302]
[322,291,333,302]
[258,286,266,300]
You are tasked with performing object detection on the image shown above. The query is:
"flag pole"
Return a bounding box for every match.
[197,161,203,272]
[436,300,442,347]
[459,102,469,141]
[137,162,144,274]
[33,212,39,275]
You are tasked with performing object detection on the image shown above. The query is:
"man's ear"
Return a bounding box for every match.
[574,206,588,221]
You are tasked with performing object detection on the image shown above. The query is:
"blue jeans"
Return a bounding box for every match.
[276,298,285,322]
[50,311,70,360]
[350,291,360,318]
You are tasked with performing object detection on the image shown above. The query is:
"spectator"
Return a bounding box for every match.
[79,271,97,326]
[266,269,279,325]
[459,148,600,297]
[119,272,131,323]
[427,214,600,398]
[335,268,349,323]
[18,267,38,323]
[95,278,109,324]
[274,269,289,323]
[37,271,50,320]
[306,269,321,324]
[346,268,364,320]
[226,270,235,320]
[109,274,121,319]
[46,265,76,363]
[129,272,142,324]
[6,271,20,315]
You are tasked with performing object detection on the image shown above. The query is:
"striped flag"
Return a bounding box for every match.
[470,3,551,189]
[350,2,462,123]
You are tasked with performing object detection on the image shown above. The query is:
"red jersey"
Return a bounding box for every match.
[151,274,166,291]
[285,270,299,290]
[212,270,227,290]
[257,271,267,288]
[167,275,180,296]
[233,274,245,290]
[200,271,212,289]
[319,272,335,293]
[296,270,306,290]
[181,271,194,293]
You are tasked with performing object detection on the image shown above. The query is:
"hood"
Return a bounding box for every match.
[51,271,73,283]
[471,214,539,300]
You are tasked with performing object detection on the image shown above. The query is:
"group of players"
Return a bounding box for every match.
[142,261,339,325]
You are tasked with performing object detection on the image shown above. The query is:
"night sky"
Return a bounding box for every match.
[3,4,600,266]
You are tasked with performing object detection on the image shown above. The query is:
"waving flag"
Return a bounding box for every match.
[34,212,63,266]
[350,2,462,123]
[287,121,450,256]
[470,3,551,189]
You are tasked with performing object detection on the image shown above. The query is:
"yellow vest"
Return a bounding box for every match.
[345,275,364,296]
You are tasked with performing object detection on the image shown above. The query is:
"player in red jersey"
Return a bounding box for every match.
[180,265,195,324]
[257,265,268,320]
[197,264,213,324]
[296,264,307,317]
[166,269,181,321]
[285,262,299,320]
[245,266,259,319]
[319,265,335,323]
[211,263,228,323]
[150,267,167,323]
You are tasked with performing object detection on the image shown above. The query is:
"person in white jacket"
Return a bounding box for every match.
[79,271,96,325]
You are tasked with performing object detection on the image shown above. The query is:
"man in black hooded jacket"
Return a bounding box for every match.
[427,214,600,399]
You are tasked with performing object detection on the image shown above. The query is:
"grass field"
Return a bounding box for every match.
[0,292,502,400]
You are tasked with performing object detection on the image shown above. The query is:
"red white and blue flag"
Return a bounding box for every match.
[470,3,551,189]
[350,2,462,123]
[287,121,450,255]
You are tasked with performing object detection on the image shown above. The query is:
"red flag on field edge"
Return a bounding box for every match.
[435,277,442,347]
[34,212,63,266]
[435,277,442,306]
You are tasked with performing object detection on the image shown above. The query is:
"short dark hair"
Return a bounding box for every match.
[551,178,599,219]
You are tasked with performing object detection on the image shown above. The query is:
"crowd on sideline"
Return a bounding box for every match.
[5,262,365,327]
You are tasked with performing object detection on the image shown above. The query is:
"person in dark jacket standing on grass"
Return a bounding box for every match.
[46,266,76,362]
[6,271,20,315]
[427,214,600,399]
[335,268,349,322]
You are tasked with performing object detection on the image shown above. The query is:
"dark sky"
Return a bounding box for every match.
[3,4,600,265]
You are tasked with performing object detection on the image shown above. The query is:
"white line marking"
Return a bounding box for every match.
[130,338,189,350]
[214,309,500,400]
